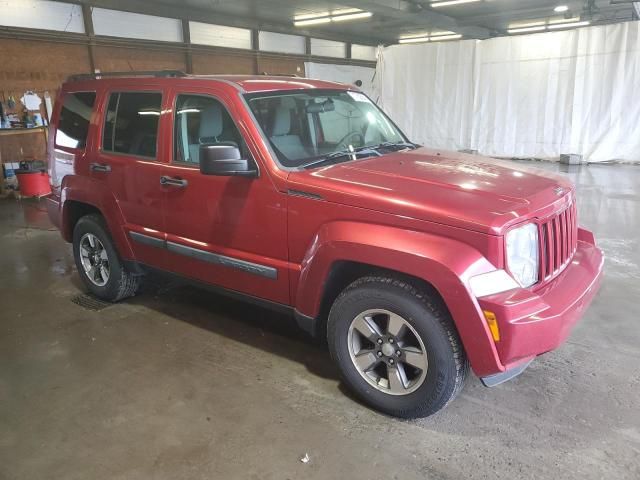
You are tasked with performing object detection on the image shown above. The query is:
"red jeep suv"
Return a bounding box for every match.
[46,71,603,418]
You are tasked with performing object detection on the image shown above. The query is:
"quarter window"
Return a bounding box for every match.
[102,92,162,158]
[174,94,246,165]
[55,92,96,149]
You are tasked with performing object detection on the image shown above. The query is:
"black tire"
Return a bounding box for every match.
[72,214,140,302]
[328,276,468,418]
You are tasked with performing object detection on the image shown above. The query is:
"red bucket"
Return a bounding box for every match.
[16,170,51,197]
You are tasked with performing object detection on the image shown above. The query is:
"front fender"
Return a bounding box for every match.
[60,175,135,260]
[295,221,505,376]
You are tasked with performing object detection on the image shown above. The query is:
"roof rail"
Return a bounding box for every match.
[259,72,301,77]
[67,70,187,81]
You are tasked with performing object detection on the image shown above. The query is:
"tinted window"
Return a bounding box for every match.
[102,92,162,158]
[56,92,96,149]
[174,94,246,165]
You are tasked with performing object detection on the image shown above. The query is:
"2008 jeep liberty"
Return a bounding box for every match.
[46,71,603,418]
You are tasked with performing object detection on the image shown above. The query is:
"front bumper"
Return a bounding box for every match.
[477,231,604,377]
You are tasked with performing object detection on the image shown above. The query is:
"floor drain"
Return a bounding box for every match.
[71,293,112,311]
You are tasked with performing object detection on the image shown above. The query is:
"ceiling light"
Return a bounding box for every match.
[508,25,546,34]
[548,20,590,30]
[431,0,481,7]
[430,34,463,41]
[554,5,569,13]
[509,20,546,29]
[294,17,331,26]
[332,11,373,22]
[294,12,329,21]
[399,36,430,44]
[331,8,362,16]
[398,33,462,44]
[293,10,372,27]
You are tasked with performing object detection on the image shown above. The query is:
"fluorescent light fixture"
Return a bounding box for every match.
[332,11,373,22]
[508,25,546,34]
[294,9,371,27]
[294,17,331,26]
[399,32,430,39]
[294,11,329,21]
[509,20,546,28]
[431,0,481,7]
[548,20,590,29]
[398,32,461,44]
[399,36,430,44]
[331,8,362,16]
[554,5,569,13]
[430,34,462,41]
[138,110,160,116]
[548,16,580,24]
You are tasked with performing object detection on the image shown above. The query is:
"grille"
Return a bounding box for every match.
[539,201,578,281]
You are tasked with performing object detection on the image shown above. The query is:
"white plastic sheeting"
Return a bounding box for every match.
[377,21,640,163]
[304,62,377,99]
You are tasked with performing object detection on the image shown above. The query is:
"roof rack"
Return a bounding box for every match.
[259,72,301,77]
[67,70,187,81]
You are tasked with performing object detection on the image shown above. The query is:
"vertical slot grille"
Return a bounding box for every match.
[539,201,578,281]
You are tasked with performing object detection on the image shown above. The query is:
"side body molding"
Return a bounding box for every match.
[294,221,505,377]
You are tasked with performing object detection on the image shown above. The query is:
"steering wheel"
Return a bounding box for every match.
[335,131,365,150]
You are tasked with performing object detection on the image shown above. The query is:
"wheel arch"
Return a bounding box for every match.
[294,221,505,376]
[60,176,135,260]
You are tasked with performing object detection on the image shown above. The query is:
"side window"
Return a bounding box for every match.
[102,92,162,158]
[174,94,245,165]
[55,92,96,149]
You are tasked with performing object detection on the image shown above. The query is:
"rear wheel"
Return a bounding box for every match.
[328,276,468,418]
[72,214,140,302]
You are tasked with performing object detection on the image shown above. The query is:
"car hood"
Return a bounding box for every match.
[286,147,574,235]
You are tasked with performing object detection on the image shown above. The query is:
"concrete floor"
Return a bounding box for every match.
[1,161,639,480]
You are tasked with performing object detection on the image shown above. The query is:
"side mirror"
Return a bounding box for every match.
[199,143,258,177]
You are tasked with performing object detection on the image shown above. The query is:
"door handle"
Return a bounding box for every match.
[90,163,111,173]
[160,176,188,188]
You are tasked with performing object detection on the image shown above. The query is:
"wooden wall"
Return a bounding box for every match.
[0,38,91,94]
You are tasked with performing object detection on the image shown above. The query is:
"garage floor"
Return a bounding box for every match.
[1,161,639,480]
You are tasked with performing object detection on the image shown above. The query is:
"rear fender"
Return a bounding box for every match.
[60,175,135,260]
[295,221,505,376]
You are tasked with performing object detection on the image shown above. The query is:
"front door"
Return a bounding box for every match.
[160,88,289,305]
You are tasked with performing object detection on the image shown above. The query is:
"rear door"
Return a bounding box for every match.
[90,86,170,268]
[160,86,290,305]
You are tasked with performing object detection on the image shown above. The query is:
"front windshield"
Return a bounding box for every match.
[244,89,411,168]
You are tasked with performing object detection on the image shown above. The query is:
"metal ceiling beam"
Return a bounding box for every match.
[338,0,494,39]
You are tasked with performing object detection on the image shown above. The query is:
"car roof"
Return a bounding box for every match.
[62,74,354,94]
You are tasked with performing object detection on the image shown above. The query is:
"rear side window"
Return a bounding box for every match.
[102,92,162,158]
[55,92,96,149]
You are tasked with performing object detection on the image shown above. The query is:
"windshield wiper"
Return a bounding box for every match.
[300,148,381,170]
[371,141,418,151]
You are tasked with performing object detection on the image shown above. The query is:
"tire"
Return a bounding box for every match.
[328,276,468,418]
[72,214,140,302]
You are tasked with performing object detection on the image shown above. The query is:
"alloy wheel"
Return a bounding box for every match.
[79,233,110,287]
[347,309,429,395]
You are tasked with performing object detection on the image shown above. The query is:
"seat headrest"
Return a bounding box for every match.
[272,106,291,136]
[199,104,223,141]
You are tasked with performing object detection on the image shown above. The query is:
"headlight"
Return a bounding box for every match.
[506,223,539,288]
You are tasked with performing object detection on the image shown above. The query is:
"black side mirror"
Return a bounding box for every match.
[199,143,258,177]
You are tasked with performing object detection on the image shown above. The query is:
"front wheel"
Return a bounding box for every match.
[72,214,140,302]
[328,276,468,418]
